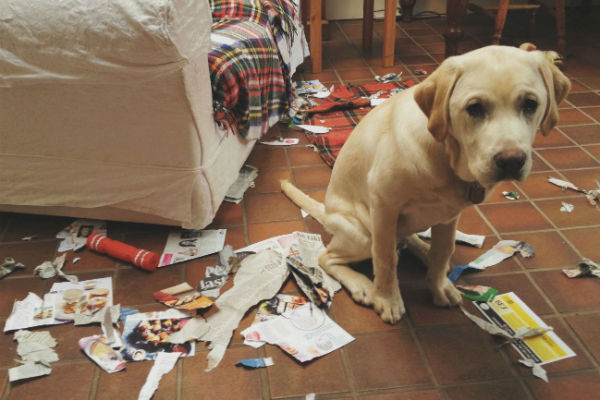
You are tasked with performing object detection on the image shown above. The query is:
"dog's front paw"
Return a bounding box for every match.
[373,291,405,324]
[429,278,463,307]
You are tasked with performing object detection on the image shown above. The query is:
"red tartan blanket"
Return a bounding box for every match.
[303,81,415,167]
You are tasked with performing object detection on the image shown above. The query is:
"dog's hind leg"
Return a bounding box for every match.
[405,233,431,267]
[428,219,463,307]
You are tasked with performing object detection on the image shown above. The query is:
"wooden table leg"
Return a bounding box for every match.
[382,0,397,67]
[444,0,469,58]
[310,0,322,73]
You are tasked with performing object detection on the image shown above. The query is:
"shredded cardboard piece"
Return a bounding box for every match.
[563,258,600,278]
[154,282,213,310]
[560,201,574,213]
[448,240,534,282]
[138,352,181,400]
[464,292,575,382]
[225,165,258,204]
[79,335,127,373]
[159,229,226,267]
[202,249,290,371]
[1,257,25,279]
[242,303,354,363]
[417,228,485,248]
[9,330,59,382]
[236,357,274,368]
[56,219,106,252]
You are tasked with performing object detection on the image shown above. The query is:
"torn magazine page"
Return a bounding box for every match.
[122,310,195,361]
[236,232,298,254]
[159,229,226,267]
[448,240,534,282]
[563,258,600,278]
[56,219,107,252]
[225,165,258,204]
[202,249,290,372]
[50,277,113,321]
[242,303,354,363]
[79,335,126,373]
[4,292,64,332]
[244,294,309,348]
[154,282,213,310]
[138,352,181,400]
[287,232,340,307]
[295,80,328,96]
[468,292,575,378]
[418,228,485,248]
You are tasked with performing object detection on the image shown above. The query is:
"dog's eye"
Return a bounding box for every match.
[522,98,538,115]
[466,102,486,119]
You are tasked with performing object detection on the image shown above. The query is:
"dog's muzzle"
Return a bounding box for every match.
[493,150,526,181]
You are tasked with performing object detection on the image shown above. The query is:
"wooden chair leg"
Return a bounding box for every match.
[363,0,374,51]
[493,0,510,45]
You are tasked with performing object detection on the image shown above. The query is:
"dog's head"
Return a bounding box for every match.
[414,45,570,186]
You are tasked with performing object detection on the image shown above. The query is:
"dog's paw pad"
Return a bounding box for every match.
[431,280,463,307]
[373,293,405,324]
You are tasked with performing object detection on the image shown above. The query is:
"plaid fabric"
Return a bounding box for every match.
[209,0,299,139]
[209,20,290,139]
[304,81,415,167]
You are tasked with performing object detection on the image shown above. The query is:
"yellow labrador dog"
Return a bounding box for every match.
[282,45,570,323]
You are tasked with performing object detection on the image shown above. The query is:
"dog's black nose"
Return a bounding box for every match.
[494,150,526,180]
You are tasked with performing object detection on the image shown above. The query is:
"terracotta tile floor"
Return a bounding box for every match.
[2,8,600,400]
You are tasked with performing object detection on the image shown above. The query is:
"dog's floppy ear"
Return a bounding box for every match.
[538,54,571,136]
[414,58,462,141]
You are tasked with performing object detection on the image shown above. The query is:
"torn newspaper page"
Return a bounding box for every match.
[154,282,213,310]
[242,303,354,363]
[448,240,534,282]
[159,229,226,267]
[418,228,485,248]
[202,249,290,371]
[197,245,239,297]
[1,257,25,279]
[122,310,195,361]
[468,292,575,379]
[287,232,339,307]
[563,258,600,278]
[138,352,181,400]
[79,335,127,373]
[9,330,59,382]
[225,165,258,204]
[166,318,210,345]
[56,219,107,252]
[4,292,65,332]
[50,277,113,321]
[236,232,298,255]
[244,294,309,348]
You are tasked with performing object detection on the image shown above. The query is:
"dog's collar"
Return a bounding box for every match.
[462,180,486,204]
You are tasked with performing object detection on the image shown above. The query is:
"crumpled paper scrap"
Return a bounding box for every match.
[9,330,59,382]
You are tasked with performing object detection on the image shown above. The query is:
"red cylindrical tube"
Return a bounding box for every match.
[87,233,158,271]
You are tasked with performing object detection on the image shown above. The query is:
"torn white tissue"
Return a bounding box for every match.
[297,125,330,134]
[9,330,59,382]
[560,202,574,213]
[201,249,289,371]
[418,228,485,248]
[547,177,582,192]
[138,352,181,400]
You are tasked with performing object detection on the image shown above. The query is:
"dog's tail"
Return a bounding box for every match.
[280,179,326,224]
